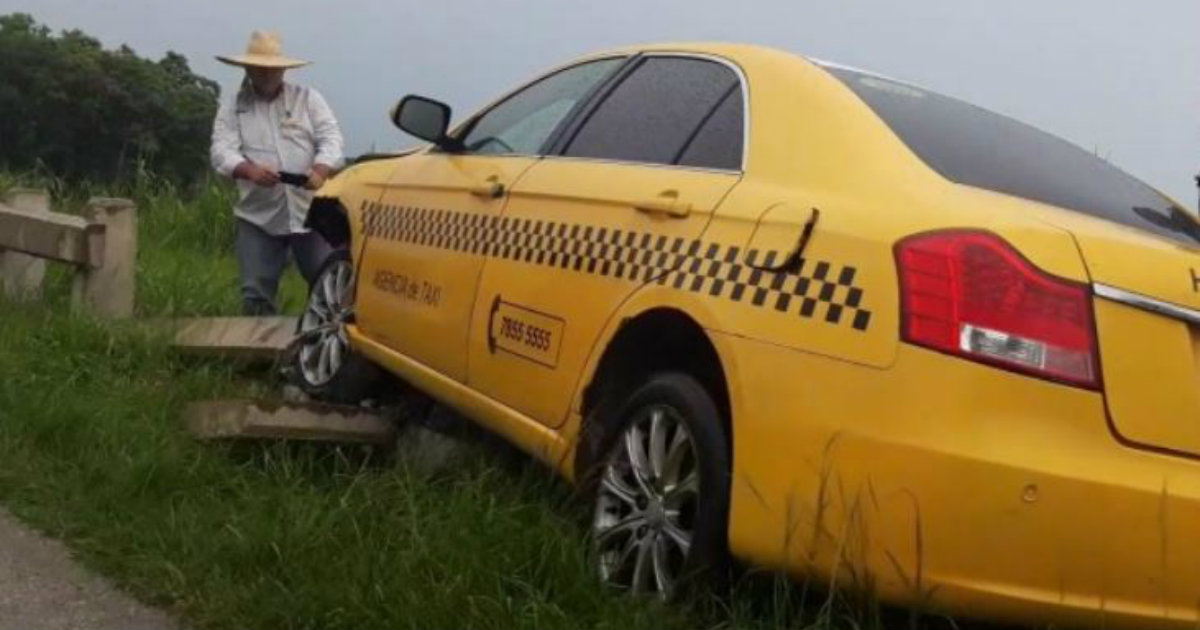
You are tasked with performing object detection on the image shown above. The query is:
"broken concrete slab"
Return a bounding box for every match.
[394,421,476,476]
[279,384,312,405]
[184,399,395,446]
[183,396,483,474]
[170,316,298,360]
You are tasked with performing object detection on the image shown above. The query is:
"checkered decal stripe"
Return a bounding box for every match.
[362,203,872,332]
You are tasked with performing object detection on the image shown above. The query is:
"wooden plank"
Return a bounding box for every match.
[171,316,298,360]
[0,204,99,267]
[184,399,396,446]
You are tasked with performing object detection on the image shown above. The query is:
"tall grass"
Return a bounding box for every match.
[0,306,690,629]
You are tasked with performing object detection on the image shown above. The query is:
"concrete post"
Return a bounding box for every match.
[0,188,50,299]
[78,197,137,318]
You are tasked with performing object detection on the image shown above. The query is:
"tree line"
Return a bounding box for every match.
[0,13,219,186]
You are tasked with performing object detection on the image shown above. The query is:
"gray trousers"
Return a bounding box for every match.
[236,219,332,316]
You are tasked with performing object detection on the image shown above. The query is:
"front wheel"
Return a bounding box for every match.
[291,249,380,403]
[590,373,731,600]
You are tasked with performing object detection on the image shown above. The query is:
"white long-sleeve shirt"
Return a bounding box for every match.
[210,82,344,235]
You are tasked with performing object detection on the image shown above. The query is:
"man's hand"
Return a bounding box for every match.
[233,161,280,187]
[306,164,334,190]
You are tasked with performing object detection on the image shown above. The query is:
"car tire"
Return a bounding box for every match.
[290,249,381,404]
[589,372,731,601]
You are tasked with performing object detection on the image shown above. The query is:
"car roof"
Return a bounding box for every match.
[587,41,921,90]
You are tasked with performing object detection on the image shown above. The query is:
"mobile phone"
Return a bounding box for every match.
[278,171,309,187]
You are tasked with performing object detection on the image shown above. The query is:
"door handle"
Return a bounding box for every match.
[634,190,691,218]
[469,176,506,199]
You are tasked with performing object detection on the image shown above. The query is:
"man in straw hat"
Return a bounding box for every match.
[210,30,344,315]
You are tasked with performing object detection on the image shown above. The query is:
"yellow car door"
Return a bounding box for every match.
[467,54,746,427]
[355,56,627,382]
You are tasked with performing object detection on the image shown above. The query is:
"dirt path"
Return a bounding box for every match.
[0,509,177,630]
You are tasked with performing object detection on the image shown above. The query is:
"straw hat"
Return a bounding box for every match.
[216,30,309,69]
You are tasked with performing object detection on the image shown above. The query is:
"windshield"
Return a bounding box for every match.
[823,64,1199,247]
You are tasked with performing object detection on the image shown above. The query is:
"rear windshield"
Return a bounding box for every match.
[824,65,1200,247]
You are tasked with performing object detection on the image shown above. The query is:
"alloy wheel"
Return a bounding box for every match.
[297,259,354,387]
[593,403,700,599]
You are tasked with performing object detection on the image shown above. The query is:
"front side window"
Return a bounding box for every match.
[460,58,623,156]
[563,57,741,167]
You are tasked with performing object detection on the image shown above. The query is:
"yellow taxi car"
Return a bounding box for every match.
[293,43,1200,629]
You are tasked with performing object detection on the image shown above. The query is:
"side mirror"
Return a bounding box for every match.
[391,95,460,151]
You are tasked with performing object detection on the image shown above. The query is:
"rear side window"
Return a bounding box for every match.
[564,57,740,167]
[825,66,1198,247]
[676,86,743,170]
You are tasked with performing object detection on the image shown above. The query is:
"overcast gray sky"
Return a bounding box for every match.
[4,0,1198,206]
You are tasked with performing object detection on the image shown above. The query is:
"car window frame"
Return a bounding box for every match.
[545,52,750,174]
[444,55,635,159]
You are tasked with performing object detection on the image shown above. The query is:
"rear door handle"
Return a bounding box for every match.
[469,175,506,199]
[634,190,691,218]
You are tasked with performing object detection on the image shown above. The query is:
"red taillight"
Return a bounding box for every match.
[895,230,1100,390]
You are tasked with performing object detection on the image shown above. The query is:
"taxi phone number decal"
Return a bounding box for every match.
[487,297,565,368]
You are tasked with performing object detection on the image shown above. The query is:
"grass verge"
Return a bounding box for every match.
[0,305,696,629]
[0,171,943,629]
[0,173,693,629]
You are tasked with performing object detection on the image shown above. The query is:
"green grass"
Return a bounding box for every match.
[0,172,938,629]
[0,307,686,628]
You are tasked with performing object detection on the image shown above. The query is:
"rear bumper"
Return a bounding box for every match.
[716,332,1200,629]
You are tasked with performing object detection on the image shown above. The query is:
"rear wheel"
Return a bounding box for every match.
[292,249,380,403]
[590,373,730,600]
